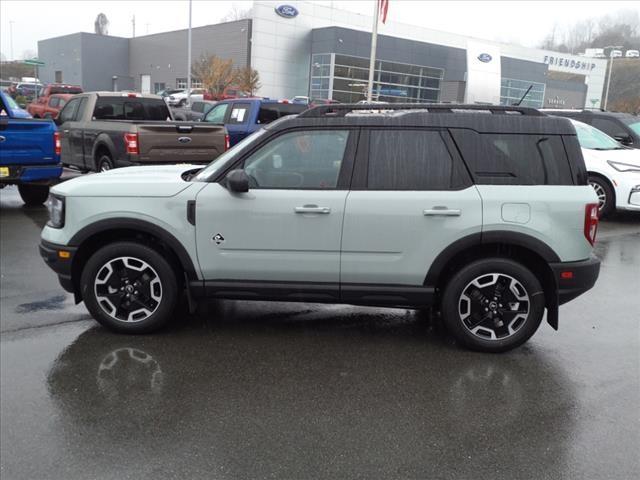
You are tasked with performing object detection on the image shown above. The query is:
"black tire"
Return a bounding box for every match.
[18,184,49,206]
[96,153,114,172]
[588,175,615,217]
[441,258,545,353]
[80,242,179,334]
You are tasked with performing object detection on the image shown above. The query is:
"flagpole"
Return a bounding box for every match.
[366,0,380,102]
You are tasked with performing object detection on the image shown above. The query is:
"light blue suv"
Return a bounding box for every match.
[40,104,601,352]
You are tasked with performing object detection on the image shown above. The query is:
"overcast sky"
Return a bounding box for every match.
[1,0,639,60]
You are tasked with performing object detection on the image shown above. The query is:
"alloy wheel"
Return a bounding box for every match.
[458,273,530,340]
[589,181,607,211]
[94,256,162,323]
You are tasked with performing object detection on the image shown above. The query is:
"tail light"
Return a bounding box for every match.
[124,133,139,155]
[584,203,599,246]
[53,131,61,155]
[224,133,230,151]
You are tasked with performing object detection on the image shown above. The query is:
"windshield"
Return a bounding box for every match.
[195,129,267,181]
[572,120,622,150]
[4,94,20,111]
[623,120,640,135]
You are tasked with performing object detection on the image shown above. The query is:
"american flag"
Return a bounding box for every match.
[379,0,389,23]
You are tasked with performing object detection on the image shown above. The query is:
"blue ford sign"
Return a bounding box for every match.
[275,5,299,18]
[477,53,492,63]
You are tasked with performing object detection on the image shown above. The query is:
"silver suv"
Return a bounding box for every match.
[40,104,601,352]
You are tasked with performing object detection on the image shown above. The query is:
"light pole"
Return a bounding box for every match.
[9,21,14,60]
[603,45,623,111]
[186,0,192,107]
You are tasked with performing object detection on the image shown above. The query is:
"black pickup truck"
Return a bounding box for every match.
[55,92,227,172]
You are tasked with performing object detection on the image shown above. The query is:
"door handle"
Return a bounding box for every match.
[294,205,331,214]
[0,135,5,143]
[423,207,461,217]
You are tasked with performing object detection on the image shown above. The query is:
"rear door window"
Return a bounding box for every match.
[366,129,469,190]
[58,97,81,123]
[450,129,574,185]
[229,103,250,124]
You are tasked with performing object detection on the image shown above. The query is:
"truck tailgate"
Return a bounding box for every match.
[0,118,58,166]
[136,123,226,163]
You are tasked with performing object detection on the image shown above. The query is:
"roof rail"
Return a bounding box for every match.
[298,103,545,118]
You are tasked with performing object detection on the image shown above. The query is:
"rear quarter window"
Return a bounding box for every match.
[450,129,576,185]
[257,104,307,125]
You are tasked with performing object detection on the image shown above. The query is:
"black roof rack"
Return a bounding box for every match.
[298,103,545,118]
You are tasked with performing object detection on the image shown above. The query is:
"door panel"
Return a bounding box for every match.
[195,183,347,283]
[341,188,483,285]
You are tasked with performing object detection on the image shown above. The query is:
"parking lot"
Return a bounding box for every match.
[1,180,639,479]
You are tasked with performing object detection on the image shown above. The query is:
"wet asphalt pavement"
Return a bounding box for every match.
[1,183,639,480]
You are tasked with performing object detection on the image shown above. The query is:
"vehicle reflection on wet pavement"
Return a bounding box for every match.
[1,185,639,479]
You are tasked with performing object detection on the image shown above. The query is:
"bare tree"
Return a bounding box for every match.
[235,66,261,95]
[221,4,252,22]
[192,54,237,97]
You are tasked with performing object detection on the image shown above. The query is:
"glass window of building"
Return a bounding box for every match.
[500,78,545,108]
[309,53,444,104]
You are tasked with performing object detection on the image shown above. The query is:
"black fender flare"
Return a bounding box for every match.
[69,218,199,281]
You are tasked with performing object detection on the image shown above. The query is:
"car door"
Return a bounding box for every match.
[69,97,89,168]
[194,128,357,292]
[225,102,252,146]
[340,128,482,288]
[56,97,81,166]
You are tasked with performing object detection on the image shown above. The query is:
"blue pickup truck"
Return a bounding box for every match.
[0,90,62,205]
[202,98,306,147]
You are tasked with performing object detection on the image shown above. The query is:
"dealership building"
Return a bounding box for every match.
[38,0,608,108]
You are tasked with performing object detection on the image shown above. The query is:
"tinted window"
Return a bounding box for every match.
[228,103,250,124]
[191,102,204,113]
[58,97,81,123]
[257,104,307,124]
[242,130,349,189]
[367,130,462,190]
[204,103,228,123]
[451,129,574,185]
[75,98,88,121]
[93,97,171,121]
[591,118,628,139]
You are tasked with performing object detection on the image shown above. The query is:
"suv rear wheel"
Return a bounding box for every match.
[80,242,178,333]
[441,258,545,353]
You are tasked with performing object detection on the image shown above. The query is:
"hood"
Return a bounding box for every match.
[52,165,201,197]
[582,147,640,167]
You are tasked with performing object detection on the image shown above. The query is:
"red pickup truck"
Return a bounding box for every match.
[27,84,82,118]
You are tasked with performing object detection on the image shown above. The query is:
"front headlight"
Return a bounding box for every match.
[46,194,65,228]
[607,160,640,172]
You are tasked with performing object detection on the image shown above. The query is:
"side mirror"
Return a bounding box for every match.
[225,169,249,193]
[53,116,62,126]
[614,135,633,146]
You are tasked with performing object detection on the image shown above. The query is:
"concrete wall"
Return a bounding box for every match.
[128,20,251,92]
[38,33,129,91]
[501,57,548,83]
[37,33,84,86]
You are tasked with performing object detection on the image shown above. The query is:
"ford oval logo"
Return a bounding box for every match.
[478,53,492,63]
[275,4,299,18]
[178,136,192,144]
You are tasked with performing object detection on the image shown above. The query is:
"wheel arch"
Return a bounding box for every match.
[425,232,560,329]
[92,134,117,164]
[69,219,199,301]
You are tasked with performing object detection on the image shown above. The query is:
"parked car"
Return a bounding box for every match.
[157,88,183,98]
[40,103,600,353]
[544,109,640,148]
[610,49,623,58]
[203,98,307,146]
[171,100,216,121]
[625,49,640,58]
[40,84,83,97]
[569,119,640,216]
[15,83,44,99]
[0,90,62,205]
[209,86,250,101]
[310,98,339,107]
[55,92,228,172]
[166,88,207,107]
[291,96,310,105]
[27,93,74,119]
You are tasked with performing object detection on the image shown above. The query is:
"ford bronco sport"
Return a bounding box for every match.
[40,104,601,352]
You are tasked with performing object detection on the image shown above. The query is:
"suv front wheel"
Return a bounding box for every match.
[80,242,178,333]
[441,258,545,353]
